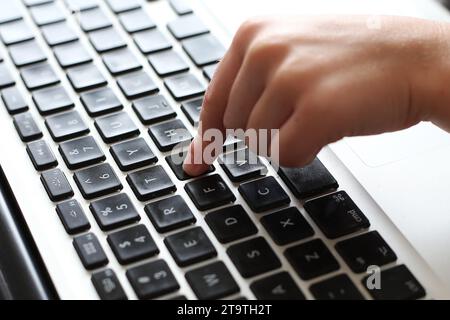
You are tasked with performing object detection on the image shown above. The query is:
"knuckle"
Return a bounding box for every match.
[247,37,289,65]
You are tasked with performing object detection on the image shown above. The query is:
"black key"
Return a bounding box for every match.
[65,0,98,12]
[21,63,60,90]
[205,205,257,244]
[45,110,89,142]
[181,97,202,126]
[251,272,305,300]
[59,135,105,169]
[304,191,370,239]
[261,207,314,246]
[32,85,74,115]
[41,22,78,46]
[92,269,127,300]
[0,20,34,45]
[0,2,22,24]
[94,111,140,143]
[170,295,187,300]
[9,41,46,67]
[119,9,155,33]
[148,50,189,77]
[67,63,107,91]
[126,260,179,299]
[102,48,141,75]
[145,195,196,233]
[90,193,140,231]
[41,168,74,202]
[0,64,15,89]
[310,274,364,300]
[167,14,209,40]
[220,148,267,182]
[164,226,216,267]
[278,158,339,199]
[73,232,108,270]
[133,29,172,54]
[126,165,176,201]
[164,73,206,100]
[23,0,53,7]
[106,0,141,13]
[184,174,235,211]
[29,2,65,26]
[148,119,192,151]
[78,8,112,32]
[132,94,176,125]
[186,261,239,300]
[1,87,28,114]
[56,199,90,235]
[27,140,58,171]
[89,27,126,53]
[183,34,225,66]
[285,239,340,280]
[53,41,92,68]
[110,137,157,171]
[107,224,158,264]
[362,265,425,300]
[203,63,218,81]
[238,176,290,213]
[165,151,214,181]
[13,112,43,142]
[74,163,123,199]
[169,0,193,15]
[227,237,281,278]
[80,87,123,117]
[117,71,158,99]
[335,231,397,273]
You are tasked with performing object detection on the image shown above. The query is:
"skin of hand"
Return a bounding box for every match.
[183,15,450,176]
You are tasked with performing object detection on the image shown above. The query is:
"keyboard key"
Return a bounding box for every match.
[132,94,176,125]
[73,232,108,270]
[1,86,28,114]
[65,0,98,12]
[145,195,196,233]
[185,174,236,210]
[0,2,22,24]
[335,231,397,273]
[0,64,15,89]
[21,63,60,90]
[9,40,46,67]
[59,136,105,169]
[89,27,126,53]
[67,63,107,91]
[0,20,34,45]
[90,193,140,231]
[78,8,112,32]
[310,274,364,300]
[126,165,176,201]
[91,269,127,300]
[117,71,158,99]
[169,0,193,15]
[304,191,370,239]
[149,119,192,151]
[74,163,123,199]
[54,41,92,68]
[186,261,239,300]
[164,226,217,267]
[164,73,206,100]
[107,224,158,264]
[203,63,218,81]
[80,87,122,117]
[27,140,58,171]
[285,239,339,280]
[13,112,43,142]
[95,111,140,143]
[220,148,267,182]
[148,50,189,77]
[110,137,157,171]
[41,168,74,202]
[23,0,53,7]
[32,85,74,115]
[165,151,214,181]
[45,110,89,142]
[239,176,290,213]
[41,22,78,46]
[102,48,141,75]
[180,97,202,126]
[251,272,305,300]
[167,14,209,40]
[205,205,257,244]
[126,260,179,299]
[278,158,339,199]
[133,29,172,54]
[106,0,141,13]
[183,34,225,66]
[261,207,314,245]
[118,9,155,33]
[56,199,90,235]
[30,2,65,26]
[227,237,281,278]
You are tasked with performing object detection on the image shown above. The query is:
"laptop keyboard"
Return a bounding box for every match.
[0,0,426,300]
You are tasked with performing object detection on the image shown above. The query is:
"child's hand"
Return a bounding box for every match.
[183,15,450,176]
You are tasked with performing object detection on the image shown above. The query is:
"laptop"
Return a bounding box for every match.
[0,0,449,300]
